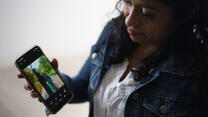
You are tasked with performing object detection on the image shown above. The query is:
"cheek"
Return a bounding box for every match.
[143,20,176,44]
[141,22,160,42]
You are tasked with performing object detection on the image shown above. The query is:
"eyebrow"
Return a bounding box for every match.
[138,4,160,12]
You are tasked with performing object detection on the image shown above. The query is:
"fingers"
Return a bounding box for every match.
[24,83,32,91]
[31,90,42,103]
[26,86,42,102]
[51,58,58,70]
[18,58,59,103]
[30,90,39,98]
[17,73,23,79]
[38,97,43,102]
[20,75,41,102]
[51,58,60,75]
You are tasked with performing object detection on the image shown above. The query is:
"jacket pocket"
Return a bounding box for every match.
[142,96,189,117]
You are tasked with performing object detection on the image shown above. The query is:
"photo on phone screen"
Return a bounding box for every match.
[23,55,64,100]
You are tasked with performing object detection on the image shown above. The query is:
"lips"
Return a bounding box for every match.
[127,28,144,36]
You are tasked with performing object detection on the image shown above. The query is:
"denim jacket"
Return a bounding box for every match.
[48,22,208,117]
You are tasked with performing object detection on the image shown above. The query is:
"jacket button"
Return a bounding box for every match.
[148,68,155,74]
[160,105,167,114]
[91,52,98,59]
[132,92,139,101]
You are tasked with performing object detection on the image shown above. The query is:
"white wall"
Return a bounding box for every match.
[0,0,119,117]
[0,0,118,68]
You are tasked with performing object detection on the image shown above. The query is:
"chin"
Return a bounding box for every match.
[130,37,145,44]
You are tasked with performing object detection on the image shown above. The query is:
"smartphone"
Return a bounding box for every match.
[15,46,73,114]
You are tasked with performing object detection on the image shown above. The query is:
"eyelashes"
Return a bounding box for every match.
[123,0,132,6]
[141,8,155,18]
[123,0,155,18]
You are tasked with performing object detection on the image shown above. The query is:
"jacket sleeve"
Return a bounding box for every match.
[61,57,91,103]
[45,21,114,116]
[61,21,114,103]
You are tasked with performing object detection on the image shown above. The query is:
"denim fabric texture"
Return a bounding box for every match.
[47,22,208,117]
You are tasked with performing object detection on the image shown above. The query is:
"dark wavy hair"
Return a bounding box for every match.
[109,0,208,65]
[109,0,208,105]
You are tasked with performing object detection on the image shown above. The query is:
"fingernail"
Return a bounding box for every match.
[28,84,31,88]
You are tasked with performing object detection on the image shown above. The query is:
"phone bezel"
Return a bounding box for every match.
[15,45,73,114]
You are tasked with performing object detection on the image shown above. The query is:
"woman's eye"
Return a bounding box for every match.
[123,0,132,6]
[141,8,155,18]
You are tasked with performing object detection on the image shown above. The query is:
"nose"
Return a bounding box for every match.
[125,7,141,28]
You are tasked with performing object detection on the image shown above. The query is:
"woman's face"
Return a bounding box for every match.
[123,0,178,45]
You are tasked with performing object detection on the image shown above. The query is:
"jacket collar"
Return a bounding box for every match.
[159,51,195,77]
[107,39,196,77]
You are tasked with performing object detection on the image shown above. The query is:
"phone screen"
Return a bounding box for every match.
[23,55,64,100]
[16,46,73,114]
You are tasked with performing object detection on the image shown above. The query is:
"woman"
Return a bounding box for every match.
[18,0,208,116]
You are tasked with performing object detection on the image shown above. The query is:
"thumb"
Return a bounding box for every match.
[51,58,58,70]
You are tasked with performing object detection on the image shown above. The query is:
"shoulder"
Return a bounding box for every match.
[89,21,115,65]
[95,21,114,47]
[90,21,115,57]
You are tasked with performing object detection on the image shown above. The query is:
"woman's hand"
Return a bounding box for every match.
[17,58,59,102]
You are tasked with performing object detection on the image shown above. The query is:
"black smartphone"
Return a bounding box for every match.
[15,46,73,114]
